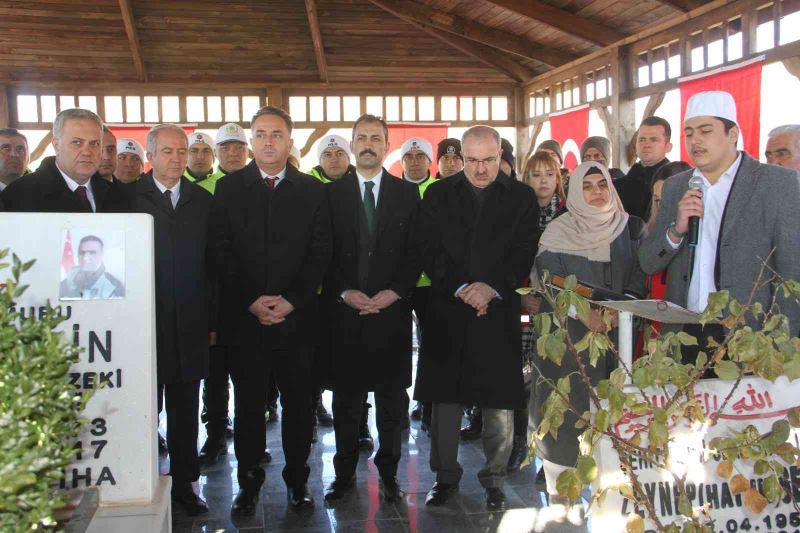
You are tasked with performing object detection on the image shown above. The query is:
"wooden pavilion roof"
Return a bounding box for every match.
[0,0,706,87]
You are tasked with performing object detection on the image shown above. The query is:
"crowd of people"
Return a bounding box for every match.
[0,89,799,518]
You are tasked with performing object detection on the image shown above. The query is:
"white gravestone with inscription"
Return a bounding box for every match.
[1,213,169,530]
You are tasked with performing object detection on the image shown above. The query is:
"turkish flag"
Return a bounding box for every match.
[61,229,74,277]
[679,57,763,161]
[108,124,196,172]
[386,123,449,178]
[549,105,589,171]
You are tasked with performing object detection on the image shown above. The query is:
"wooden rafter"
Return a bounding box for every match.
[365,0,576,68]
[654,0,706,12]
[117,0,147,82]
[304,0,328,83]
[487,0,626,47]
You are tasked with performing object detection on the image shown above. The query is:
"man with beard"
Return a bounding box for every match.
[414,125,539,511]
[59,235,125,299]
[212,106,331,514]
[0,128,30,192]
[183,132,216,190]
[97,127,117,182]
[2,109,128,212]
[435,138,463,179]
[115,138,146,183]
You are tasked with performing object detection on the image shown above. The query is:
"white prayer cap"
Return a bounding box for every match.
[400,137,433,162]
[116,138,144,161]
[215,123,247,145]
[685,91,738,126]
[317,134,351,160]
[188,131,214,148]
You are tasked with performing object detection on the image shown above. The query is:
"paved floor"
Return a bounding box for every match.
[162,390,592,533]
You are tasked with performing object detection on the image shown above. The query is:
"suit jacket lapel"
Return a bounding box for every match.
[719,153,758,244]
[40,161,80,210]
[375,169,394,237]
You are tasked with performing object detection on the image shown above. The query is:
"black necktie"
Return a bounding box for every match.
[75,185,92,212]
[363,181,376,233]
[163,189,174,211]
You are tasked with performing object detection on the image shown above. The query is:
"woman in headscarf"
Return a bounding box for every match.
[580,136,625,180]
[531,161,646,503]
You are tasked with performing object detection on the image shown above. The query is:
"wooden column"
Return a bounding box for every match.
[267,88,285,111]
[514,87,531,175]
[0,86,9,128]
[609,46,636,171]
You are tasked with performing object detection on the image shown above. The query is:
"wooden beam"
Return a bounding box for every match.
[487,0,625,47]
[300,127,329,158]
[304,0,328,83]
[654,0,705,12]
[365,0,576,68]
[30,131,53,162]
[0,86,8,128]
[609,47,636,170]
[117,0,147,82]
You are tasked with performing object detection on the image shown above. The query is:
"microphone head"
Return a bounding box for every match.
[688,175,705,191]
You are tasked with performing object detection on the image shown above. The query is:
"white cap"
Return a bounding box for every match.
[188,131,214,148]
[685,91,738,125]
[317,134,351,160]
[215,123,248,145]
[290,145,301,162]
[401,137,433,162]
[116,138,144,161]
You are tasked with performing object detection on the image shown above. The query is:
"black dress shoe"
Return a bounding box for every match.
[485,487,506,511]
[381,477,404,502]
[224,418,234,439]
[231,486,260,516]
[358,407,374,450]
[425,482,458,506]
[158,433,168,455]
[316,404,334,426]
[198,436,227,466]
[258,448,272,467]
[506,435,528,473]
[460,408,482,440]
[288,484,315,509]
[324,477,355,501]
[172,482,208,516]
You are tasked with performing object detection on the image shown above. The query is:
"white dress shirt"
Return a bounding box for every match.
[356,169,382,202]
[258,166,287,187]
[57,164,96,212]
[153,177,181,208]
[670,153,742,313]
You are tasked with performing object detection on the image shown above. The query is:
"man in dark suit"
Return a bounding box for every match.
[118,124,213,515]
[1,109,128,213]
[212,106,332,514]
[322,115,421,502]
[414,126,539,511]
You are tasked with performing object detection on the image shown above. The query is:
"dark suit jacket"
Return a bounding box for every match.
[639,153,800,335]
[120,172,213,384]
[1,157,129,213]
[322,169,421,391]
[413,171,540,409]
[212,161,332,362]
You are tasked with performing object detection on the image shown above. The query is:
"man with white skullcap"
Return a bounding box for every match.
[183,132,217,192]
[308,134,354,183]
[640,90,800,356]
[116,138,145,183]
[214,123,249,179]
[401,137,436,192]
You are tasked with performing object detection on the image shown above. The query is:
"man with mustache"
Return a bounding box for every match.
[59,235,125,300]
[1,109,129,213]
[322,115,421,503]
[640,91,800,356]
[0,128,30,192]
[116,138,146,184]
[212,105,331,514]
[414,125,539,511]
[97,127,117,182]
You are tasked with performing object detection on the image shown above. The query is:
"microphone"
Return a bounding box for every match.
[687,175,704,247]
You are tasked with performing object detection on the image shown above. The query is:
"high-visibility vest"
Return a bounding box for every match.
[183,167,227,195]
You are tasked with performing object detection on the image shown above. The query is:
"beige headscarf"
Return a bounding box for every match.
[537,161,629,262]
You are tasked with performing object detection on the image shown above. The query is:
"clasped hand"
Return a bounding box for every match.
[458,282,497,317]
[248,295,295,326]
[342,289,400,315]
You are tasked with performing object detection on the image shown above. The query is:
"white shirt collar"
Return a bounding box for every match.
[692,152,742,187]
[356,168,383,199]
[258,166,287,185]
[152,176,181,207]
[56,162,96,212]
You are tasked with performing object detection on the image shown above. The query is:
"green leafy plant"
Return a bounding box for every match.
[0,249,94,531]
[523,264,800,532]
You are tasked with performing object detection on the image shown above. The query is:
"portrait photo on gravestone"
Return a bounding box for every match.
[59,229,126,301]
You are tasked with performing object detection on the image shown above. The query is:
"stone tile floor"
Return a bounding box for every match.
[160,391,592,533]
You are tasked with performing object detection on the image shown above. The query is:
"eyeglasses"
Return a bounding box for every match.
[465,156,498,167]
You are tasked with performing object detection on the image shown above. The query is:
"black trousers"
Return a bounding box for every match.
[201,344,230,436]
[157,380,201,484]
[332,385,406,480]
[412,286,430,418]
[230,346,313,490]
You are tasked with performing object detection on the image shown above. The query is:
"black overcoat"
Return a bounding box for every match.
[322,170,421,392]
[211,161,332,370]
[412,171,540,410]
[120,173,213,385]
[1,157,129,213]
